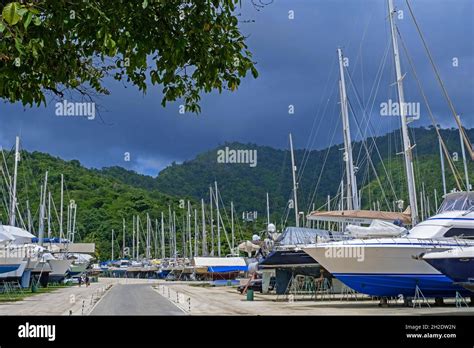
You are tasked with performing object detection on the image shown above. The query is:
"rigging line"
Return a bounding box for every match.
[215,188,232,251]
[353,38,391,164]
[345,66,399,202]
[396,25,464,191]
[347,97,393,210]
[351,9,375,106]
[298,78,340,184]
[405,0,474,160]
[305,98,341,210]
[345,53,385,159]
[305,107,342,212]
[297,58,338,183]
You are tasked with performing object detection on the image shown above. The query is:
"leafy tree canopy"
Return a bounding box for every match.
[0,0,258,112]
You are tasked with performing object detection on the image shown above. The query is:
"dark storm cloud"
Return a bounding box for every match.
[1,0,472,175]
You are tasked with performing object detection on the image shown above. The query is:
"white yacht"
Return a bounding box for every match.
[302,192,474,298]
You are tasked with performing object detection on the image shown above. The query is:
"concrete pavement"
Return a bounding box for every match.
[90,283,184,315]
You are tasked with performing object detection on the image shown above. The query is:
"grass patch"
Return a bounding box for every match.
[0,284,74,303]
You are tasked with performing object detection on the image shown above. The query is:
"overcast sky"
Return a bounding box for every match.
[1,0,473,176]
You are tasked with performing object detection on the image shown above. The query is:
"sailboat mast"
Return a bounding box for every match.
[194,208,198,257]
[136,215,140,259]
[337,48,359,210]
[26,200,32,233]
[168,206,172,258]
[457,115,470,192]
[9,136,20,226]
[47,191,51,239]
[215,181,221,257]
[438,138,447,196]
[161,212,165,259]
[132,215,135,260]
[209,186,214,256]
[289,133,299,227]
[71,201,77,243]
[388,0,418,225]
[122,218,126,258]
[231,201,235,255]
[146,213,150,259]
[155,218,158,259]
[173,210,177,260]
[201,198,207,256]
[60,174,64,240]
[111,229,114,261]
[266,192,270,226]
[38,171,48,246]
[187,200,192,257]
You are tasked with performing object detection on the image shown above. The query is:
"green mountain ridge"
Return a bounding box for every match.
[100,127,474,223]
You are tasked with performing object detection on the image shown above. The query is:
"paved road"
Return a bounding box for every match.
[90,283,184,315]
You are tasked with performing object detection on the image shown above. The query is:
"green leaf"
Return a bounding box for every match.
[33,16,41,26]
[24,12,33,30]
[2,2,21,26]
[17,8,28,17]
[0,22,5,33]
[14,37,24,54]
[142,0,148,9]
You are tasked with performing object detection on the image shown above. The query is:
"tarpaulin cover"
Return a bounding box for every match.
[345,219,407,238]
[208,265,248,273]
[0,225,35,244]
[275,227,337,246]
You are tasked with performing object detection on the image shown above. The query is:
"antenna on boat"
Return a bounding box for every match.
[289,133,299,227]
[388,0,419,225]
[337,48,359,210]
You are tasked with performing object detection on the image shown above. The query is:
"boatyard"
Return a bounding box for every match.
[0,3,473,347]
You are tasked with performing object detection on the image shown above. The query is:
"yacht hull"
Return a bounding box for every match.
[303,240,473,297]
[423,248,474,293]
[259,250,319,268]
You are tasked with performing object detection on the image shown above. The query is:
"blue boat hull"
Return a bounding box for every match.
[0,264,20,275]
[423,257,473,283]
[260,250,318,268]
[334,273,471,298]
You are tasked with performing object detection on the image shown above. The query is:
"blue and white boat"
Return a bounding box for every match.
[423,246,474,293]
[303,192,474,298]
